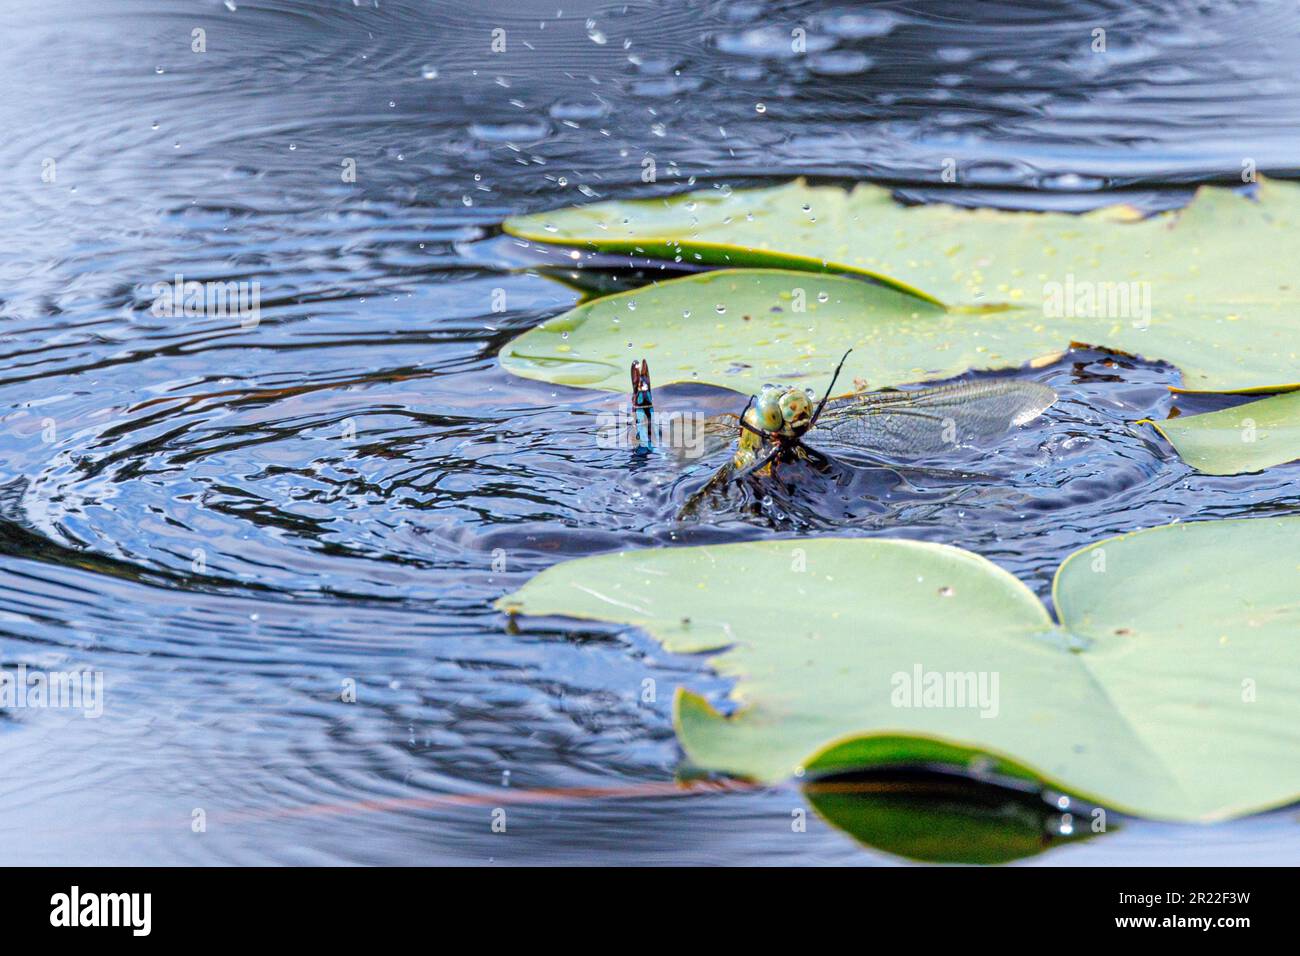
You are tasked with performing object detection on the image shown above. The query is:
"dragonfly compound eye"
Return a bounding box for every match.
[778,388,813,431]
[754,391,784,432]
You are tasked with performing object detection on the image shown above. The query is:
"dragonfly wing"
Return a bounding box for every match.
[653,412,739,463]
[815,380,1056,457]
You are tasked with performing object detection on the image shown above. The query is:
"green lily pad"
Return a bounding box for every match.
[1142,391,1300,474]
[500,268,952,394]
[503,179,1300,393]
[496,517,1300,822]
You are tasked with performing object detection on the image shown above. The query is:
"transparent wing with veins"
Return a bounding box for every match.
[649,412,743,463]
[812,379,1057,457]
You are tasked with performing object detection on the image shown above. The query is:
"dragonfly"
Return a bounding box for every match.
[625,352,1057,509]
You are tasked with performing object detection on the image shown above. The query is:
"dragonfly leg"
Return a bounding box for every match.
[730,445,779,482]
[796,440,837,467]
[735,396,769,440]
[808,348,853,430]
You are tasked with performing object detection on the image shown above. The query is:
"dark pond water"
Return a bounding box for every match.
[1,0,1297,864]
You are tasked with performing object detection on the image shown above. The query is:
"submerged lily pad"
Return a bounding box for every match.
[504,179,1300,392]
[804,776,1102,864]
[1142,391,1300,475]
[496,517,1300,822]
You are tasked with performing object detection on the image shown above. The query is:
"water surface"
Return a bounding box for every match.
[1,0,1297,864]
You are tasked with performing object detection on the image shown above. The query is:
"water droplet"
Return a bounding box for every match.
[717,26,835,58]
[469,120,551,143]
[754,102,766,113]
[421,64,439,80]
[715,304,726,314]
[807,50,875,76]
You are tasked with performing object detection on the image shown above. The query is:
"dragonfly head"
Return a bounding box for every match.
[730,350,853,482]
[743,386,819,466]
[752,385,816,437]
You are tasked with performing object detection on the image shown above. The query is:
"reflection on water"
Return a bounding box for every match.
[0,0,1297,864]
